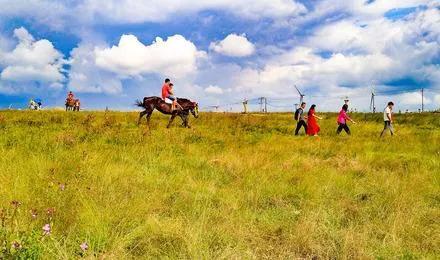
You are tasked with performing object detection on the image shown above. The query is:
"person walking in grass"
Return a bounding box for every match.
[306,104,322,136]
[294,102,308,135]
[380,101,395,137]
[336,104,356,135]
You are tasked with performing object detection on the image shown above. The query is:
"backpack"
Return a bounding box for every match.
[294,108,301,121]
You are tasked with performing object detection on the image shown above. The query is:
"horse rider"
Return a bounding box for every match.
[161,78,179,111]
[74,99,81,111]
[67,91,74,102]
[29,99,36,110]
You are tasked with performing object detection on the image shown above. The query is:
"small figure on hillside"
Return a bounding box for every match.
[380,101,395,137]
[306,104,322,136]
[29,99,37,110]
[74,99,81,111]
[294,102,308,136]
[35,98,42,110]
[336,104,356,135]
[67,91,74,101]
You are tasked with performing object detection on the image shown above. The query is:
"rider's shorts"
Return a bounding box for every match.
[165,96,175,104]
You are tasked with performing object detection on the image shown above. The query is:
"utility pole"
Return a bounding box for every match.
[264,98,267,113]
[421,88,424,112]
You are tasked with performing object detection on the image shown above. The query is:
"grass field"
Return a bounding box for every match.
[0,110,439,259]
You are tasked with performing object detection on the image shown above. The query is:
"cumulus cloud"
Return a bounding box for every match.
[397,92,430,105]
[204,85,224,95]
[95,34,206,78]
[210,34,256,57]
[0,27,65,93]
[68,43,123,94]
[435,94,440,105]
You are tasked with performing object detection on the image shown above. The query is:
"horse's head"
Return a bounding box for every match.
[191,102,199,118]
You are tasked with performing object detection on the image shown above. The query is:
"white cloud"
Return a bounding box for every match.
[204,85,224,95]
[397,92,430,105]
[0,0,69,30]
[210,34,256,57]
[0,0,306,30]
[95,34,206,78]
[78,0,306,23]
[434,94,440,105]
[0,27,65,92]
[68,43,123,94]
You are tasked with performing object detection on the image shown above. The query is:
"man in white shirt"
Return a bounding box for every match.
[380,101,394,137]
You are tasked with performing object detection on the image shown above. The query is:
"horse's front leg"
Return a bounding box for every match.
[167,114,177,128]
[179,114,186,127]
[182,114,190,128]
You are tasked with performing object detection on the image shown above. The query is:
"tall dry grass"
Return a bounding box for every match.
[0,110,439,258]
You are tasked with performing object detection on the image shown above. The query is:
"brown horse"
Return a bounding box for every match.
[136,97,198,128]
[66,98,80,111]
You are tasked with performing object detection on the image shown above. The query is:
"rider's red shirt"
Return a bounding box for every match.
[161,84,170,99]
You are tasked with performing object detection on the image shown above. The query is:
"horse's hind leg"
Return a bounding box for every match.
[138,110,148,125]
[167,114,177,128]
[146,111,153,125]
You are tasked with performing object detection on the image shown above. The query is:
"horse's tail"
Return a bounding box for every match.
[135,99,144,108]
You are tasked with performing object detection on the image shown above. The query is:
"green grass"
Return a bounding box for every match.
[0,110,439,259]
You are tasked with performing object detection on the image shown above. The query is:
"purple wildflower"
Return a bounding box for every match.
[42,224,51,235]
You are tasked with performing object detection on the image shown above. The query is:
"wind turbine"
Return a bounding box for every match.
[370,88,376,113]
[294,85,305,104]
[208,105,220,112]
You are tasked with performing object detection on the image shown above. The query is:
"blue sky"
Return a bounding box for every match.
[0,0,439,111]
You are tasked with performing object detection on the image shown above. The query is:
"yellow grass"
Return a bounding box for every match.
[0,110,439,258]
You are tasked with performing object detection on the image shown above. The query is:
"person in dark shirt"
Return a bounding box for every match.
[294,102,308,136]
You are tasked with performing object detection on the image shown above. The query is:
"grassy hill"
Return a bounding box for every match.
[0,110,439,258]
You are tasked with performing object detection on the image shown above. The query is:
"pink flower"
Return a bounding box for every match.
[80,242,89,251]
[59,183,66,191]
[42,224,51,235]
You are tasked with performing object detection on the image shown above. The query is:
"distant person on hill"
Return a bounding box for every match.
[306,104,322,136]
[380,101,395,137]
[67,91,74,101]
[336,104,356,135]
[294,102,308,135]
